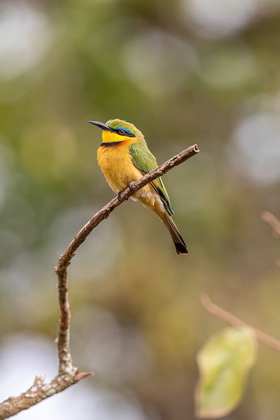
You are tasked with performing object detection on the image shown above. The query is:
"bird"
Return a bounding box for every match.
[90,119,188,255]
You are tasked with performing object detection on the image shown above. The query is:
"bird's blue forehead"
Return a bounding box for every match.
[114,126,132,133]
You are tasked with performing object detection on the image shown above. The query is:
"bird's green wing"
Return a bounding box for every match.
[129,143,174,215]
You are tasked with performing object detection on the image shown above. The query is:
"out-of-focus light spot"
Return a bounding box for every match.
[0,334,152,420]
[123,30,196,96]
[185,0,257,38]
[197,45,261,89]
[0,0,53,79]
[232,113,280,185]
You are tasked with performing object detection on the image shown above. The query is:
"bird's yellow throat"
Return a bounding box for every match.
[102,131,124,144]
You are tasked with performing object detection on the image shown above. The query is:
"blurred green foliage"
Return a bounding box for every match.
[0,0,280,419]
[196,328,257,418]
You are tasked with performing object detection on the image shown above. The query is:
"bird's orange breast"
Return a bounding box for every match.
[97,140,164,216]
[97,141,142,193]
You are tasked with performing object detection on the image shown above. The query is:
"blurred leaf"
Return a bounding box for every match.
[195,327,257,418]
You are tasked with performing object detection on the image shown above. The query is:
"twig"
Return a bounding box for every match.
[0,372,93,420]
[201,295,280,353]
[262,212,280,267]
[0,144,199,419]
[262,212,280,238]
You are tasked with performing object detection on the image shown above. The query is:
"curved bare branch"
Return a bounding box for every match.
[0,144,199,419]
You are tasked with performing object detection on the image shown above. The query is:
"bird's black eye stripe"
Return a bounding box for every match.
[113,128,136,138]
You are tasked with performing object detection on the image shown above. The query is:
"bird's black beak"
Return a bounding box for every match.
[89,121,113,131]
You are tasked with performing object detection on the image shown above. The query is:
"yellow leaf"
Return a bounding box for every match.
[195,327,257,418]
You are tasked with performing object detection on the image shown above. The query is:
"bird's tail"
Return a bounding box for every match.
[163,213,188,255]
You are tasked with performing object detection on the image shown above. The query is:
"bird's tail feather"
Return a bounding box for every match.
[163,213,188,255]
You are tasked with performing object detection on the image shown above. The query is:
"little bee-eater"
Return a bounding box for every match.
[90,119,188,255]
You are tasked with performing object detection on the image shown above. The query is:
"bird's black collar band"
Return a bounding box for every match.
[100,141,124,147]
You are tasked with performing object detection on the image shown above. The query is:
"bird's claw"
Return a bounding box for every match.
[117,184,134,202]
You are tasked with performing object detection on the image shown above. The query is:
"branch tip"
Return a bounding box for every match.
[262,211,280,238]
[75,371,95,381]
[200,294,211,308]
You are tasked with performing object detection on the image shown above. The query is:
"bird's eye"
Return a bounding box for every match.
[118,129,126,135]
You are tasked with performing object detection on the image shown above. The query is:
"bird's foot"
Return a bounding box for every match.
[118,184,134,202]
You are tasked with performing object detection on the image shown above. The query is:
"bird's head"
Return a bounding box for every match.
[89,119,145,144]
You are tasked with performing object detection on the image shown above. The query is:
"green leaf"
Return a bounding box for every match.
[195,327,257,418]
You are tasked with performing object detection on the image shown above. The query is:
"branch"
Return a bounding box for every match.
[262,212,280,239]
[0,144,199,419]
[0,372,93,420]
[262,211,280,267]
[201,295,280,353]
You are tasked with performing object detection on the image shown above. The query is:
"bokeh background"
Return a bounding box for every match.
[0,0,280,419]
